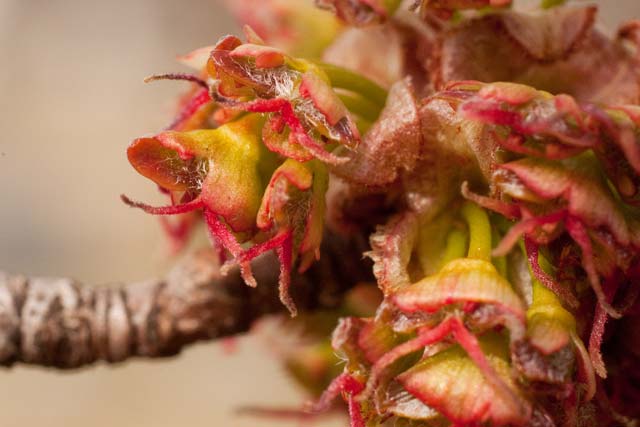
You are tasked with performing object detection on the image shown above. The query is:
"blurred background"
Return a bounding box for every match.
[0,1,638,426]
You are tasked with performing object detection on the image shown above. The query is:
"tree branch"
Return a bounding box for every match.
[0,232,371,369]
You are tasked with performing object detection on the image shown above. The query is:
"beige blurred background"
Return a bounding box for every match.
[0,1,638,426]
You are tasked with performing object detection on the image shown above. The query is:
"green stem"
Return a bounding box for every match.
[439,228,468,268]
[461,202,492,261]
[338,92,382,123]
[491,228,507,277]
[318,63,388,108]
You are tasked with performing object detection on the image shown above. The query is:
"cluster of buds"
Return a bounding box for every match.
[123,26,388,315]
[128,0,640,425]
[314,202,594,426]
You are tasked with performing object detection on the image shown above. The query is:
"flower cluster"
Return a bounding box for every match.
[124,29,387,315]
[128,0,640,425]
[315,202,594,427]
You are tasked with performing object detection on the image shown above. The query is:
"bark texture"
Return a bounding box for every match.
[0,232,371,369]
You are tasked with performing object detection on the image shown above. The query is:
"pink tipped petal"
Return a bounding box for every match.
[392,258,526,320]
[154,132,199,160]
[127,137,201,192]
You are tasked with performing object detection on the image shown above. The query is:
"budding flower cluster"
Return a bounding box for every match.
[126,0,640,425]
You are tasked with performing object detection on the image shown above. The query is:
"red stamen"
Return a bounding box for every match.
[121,194,204,215]
[525,237,579,309]
[168,88,213,131]
[588,273,621,379]
[461,182,520,219]
[309,373,364,413]
[204,210,257,288]
[276,232,295,316]
[236,231,296,315]
[450,318,529,419]
[588,303,608,379]
[224,97,348,164]
[144,73,208,89]
[492,210,566,257]
[565,217,621,319]
[347,393,365,427]
[363,318,456,399]
[239,231,291,262]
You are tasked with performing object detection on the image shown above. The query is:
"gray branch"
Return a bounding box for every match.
[0,232,371,369]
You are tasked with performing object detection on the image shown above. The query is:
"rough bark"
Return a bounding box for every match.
[0,232,371,369]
